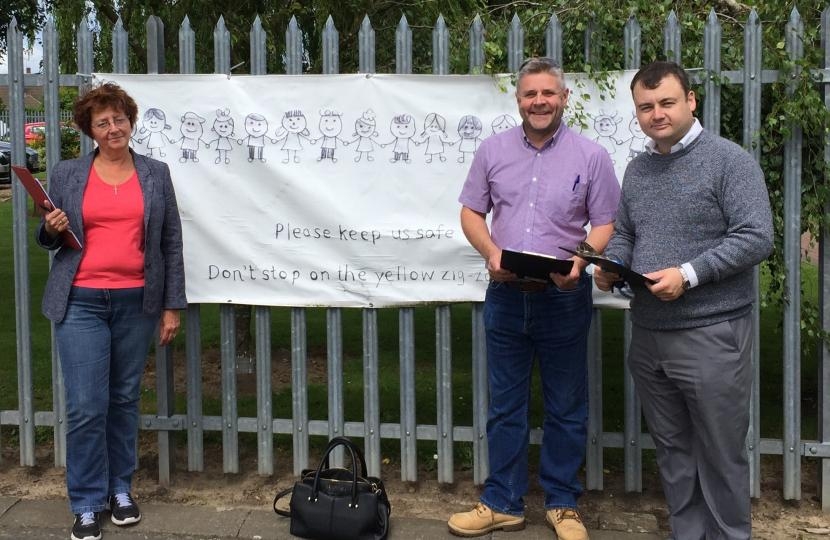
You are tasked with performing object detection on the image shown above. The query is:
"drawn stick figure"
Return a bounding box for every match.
[178,111,207,163]
[490,114,517,136]
[455,115,483,163]
[349,109,380,163]
[273,109,312,164]
[418,112,452,163]
[316,109,348,163]
[385,114,417,164]
[206,108,236,164]
[238,113,276,163]
[136,108,174,158]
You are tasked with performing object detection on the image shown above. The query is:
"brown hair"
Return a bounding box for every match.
[73,82,138,137]
[630,61,691,94]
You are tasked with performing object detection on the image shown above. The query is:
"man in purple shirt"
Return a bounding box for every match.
[448,58,620,540]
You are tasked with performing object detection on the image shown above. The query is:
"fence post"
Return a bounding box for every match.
[820,5,830,513]
[622,15,643,494]
[436,304,454,484]
[546,14,563,65]
[469,15,484,72]
[783,7,804,501]
[283,16,310,477]
[585,311,603,490]
[433,15,450,75]
[394,14,416,483]
[396,15,412,75]
[321,14,345,471]
[664,10,681,63]
[743,8,763,500]
[177,16,205,476]
[359,15,375,74]
[250,15,267,75]
[113,17,128,73]
[76,19,94,156]
[220,304,240,473]
[146,15,165,74]
[40,15,67,470]
[703,9,721,136]
[399,308,417,482]
[180,16,196,75]
[362,309,381,477]
[507,14,523,72]
[8,16,36,468]
[467,14,489,487]
[624,15,641,70]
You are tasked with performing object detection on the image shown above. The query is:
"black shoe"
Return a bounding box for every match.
[71,512,101,540]
[108,492,141,526]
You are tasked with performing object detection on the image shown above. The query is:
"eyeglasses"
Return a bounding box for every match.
[93,116,130,131]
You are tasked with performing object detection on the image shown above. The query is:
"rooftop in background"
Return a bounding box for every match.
[0,83,44,109]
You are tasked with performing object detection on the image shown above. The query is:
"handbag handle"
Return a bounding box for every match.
[323,436,369,478]
[273,487,293,517]
[311,437,373,507]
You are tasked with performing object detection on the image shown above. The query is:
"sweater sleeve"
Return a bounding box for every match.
[687,148,774,285]
[604,184,635,265]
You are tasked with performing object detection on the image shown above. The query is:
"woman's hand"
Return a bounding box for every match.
[158,309,181,346]
[43,204,70,237]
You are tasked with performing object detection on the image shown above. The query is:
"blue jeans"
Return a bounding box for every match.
[480,274,592,515]
[56,286,159,514]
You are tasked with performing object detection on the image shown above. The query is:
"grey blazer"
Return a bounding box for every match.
[37,149,187,322]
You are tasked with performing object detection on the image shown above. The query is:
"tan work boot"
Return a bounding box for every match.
[546,507,589,540]
[447,502,525,537]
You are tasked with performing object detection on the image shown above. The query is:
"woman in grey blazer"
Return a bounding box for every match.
[37,82,186,540]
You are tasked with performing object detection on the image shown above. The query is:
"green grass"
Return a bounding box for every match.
[0,191,823,461]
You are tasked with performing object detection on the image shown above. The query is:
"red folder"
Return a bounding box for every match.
[12,165,83,250]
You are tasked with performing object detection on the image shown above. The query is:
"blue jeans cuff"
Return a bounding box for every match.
[479,497,524,517]
[71,504,106,514]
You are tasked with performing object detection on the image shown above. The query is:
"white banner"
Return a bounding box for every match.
[96,72,638,308]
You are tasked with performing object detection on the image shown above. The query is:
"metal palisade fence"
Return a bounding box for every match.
[1,8,829,508]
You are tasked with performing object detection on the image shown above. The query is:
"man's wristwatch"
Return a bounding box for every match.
[677,266,691,290]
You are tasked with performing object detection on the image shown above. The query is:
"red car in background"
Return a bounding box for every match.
[24,122,48,143]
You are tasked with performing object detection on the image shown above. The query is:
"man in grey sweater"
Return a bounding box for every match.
[594,61,773,539]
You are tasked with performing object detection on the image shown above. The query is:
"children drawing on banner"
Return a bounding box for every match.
[455,115,483,163]
[178,111,207,163]
[418,112,453,163]
[274,110,312,164]
[626,114,646,161]
[385,114,418,164]
[350,109,381,162]
[592,110,624,164]
[490,114,517,136]
[136,108,174,158]
[127,107,600,168]
[129,122,139,148]
[239,113,276,163]
[205,108,236,164]
[315,109,348,163]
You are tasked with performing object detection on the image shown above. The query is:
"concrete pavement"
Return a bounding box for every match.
[0,496,664,539]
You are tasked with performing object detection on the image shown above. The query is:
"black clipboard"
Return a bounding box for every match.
[12,165,83,250]
[500,249,574,282]
[559,246,655,286]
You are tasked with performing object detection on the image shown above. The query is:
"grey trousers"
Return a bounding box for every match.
[628,312,753,540]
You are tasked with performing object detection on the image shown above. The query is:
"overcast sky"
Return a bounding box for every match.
[0,37,44,75]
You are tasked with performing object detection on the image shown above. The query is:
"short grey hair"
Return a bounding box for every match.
[516,57,566,89]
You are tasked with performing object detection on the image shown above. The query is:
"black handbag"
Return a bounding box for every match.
[273,436,391,540]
